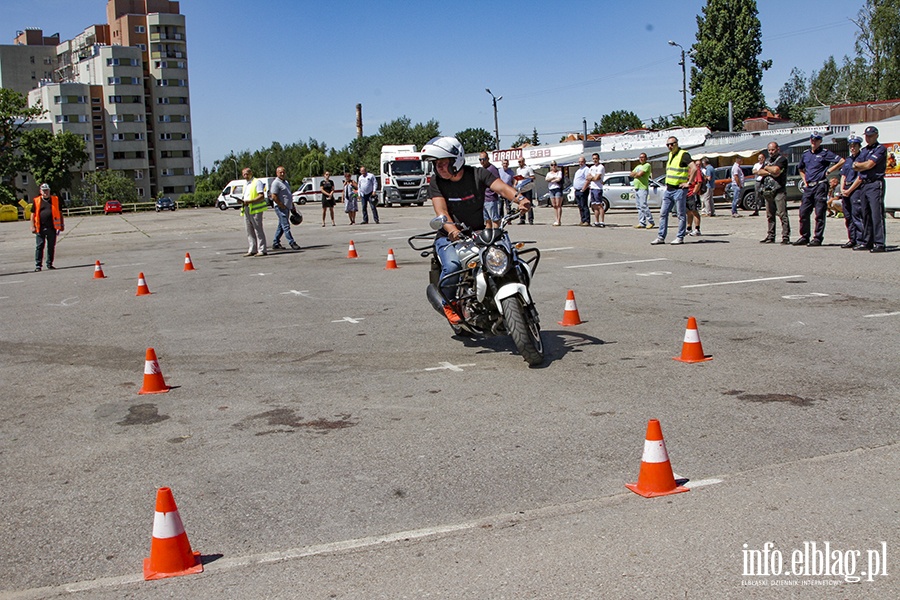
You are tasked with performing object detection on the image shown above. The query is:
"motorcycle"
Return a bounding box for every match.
[407,210,544,366]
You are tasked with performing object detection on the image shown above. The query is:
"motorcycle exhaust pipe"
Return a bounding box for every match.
[426,284,445,314]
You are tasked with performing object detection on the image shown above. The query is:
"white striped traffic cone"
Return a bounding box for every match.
[138,348,170,394]
[143,487,203,580]
[625,419,689,498]
[673,316,712,363]
[558,290,584,326]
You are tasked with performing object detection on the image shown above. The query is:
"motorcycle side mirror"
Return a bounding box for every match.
[429,215,447,231]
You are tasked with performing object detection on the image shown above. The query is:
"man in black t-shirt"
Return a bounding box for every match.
[757,141,791,244]
[422,137,530,324]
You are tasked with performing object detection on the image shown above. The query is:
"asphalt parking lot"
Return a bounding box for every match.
[1,205,898,599]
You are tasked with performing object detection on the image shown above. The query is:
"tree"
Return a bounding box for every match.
[594,110,644,134]
[530,128,540,146]
[511,133,531,148]
[20,129,88,192]
[688,0,770,130]
[81,170,138,204]
[650,115,674,129]
[851,0,900,100]
[0,88,45,203]
[808,56,841,106]
[774,68,813,125]
[455,127,495,153]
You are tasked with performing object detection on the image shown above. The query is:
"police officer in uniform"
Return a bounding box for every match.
[794,132,844,246]
[838,135,863,249]
[852,126,888,253]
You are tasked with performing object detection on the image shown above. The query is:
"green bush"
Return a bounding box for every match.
[177,191,218,208]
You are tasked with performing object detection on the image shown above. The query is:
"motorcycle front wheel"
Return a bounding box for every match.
[500,296,544,366]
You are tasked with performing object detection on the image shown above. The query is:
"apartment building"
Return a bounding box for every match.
[4,0,193,202]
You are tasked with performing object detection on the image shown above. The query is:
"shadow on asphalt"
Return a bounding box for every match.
[453,328,607,369]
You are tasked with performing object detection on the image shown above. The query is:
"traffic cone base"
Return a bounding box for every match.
[673,316,712,363]
[183,253,196,271]
[139,348,170,394]
[136,272,152,296]
[626,419,689,498]
[347,240,359,259]
[93,260,106,279]
[558,290,584,326]
[385,248,398,269]
[143,487,203,580]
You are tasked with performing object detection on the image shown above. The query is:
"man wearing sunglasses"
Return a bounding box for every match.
[651,137,696,245]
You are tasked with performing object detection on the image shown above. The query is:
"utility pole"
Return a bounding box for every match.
[486,88,502,150]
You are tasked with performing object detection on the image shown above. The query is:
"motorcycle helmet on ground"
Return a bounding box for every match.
[421,136,466,175]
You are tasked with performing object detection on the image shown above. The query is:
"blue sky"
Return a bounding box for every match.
[6,0,862,172]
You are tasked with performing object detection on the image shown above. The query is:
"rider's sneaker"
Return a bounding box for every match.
[442,303,462,324]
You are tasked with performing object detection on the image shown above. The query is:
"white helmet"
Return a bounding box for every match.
[421,136,465,174]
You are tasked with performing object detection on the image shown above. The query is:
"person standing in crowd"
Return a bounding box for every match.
[685,159,703,236]
[479,152,502,228]
[269,166,300,251]
[357,166,379,225]
[751,152,766,216]
[852,125,888,253]
[651,136,694,245]
[31,183,64,271]
[702,157,715,216]
[795,132,844,246]
[343,173,358,225]
[516,157,535,224]
[545,161,564,226]
[837,136,863,248]
[241,167,267,256]
[572,156,591,226]
[756,142,790,244]
[499,158,515,217]
[631,152,655,228]
[320,171,337,227]
[588,153,606,227]
[728,156,745,217]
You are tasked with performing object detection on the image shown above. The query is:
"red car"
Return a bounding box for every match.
[103,200,122,215]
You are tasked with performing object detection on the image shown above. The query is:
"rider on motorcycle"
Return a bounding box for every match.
[421,136,532,324]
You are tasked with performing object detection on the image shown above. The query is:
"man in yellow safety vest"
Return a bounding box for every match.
[241,167,268,256]
[651,136,696,246]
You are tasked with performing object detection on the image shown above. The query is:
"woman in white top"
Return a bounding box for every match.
[545,162,564,226]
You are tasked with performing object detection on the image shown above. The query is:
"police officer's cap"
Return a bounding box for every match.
[864,126,879,136]
[847,135,863,145]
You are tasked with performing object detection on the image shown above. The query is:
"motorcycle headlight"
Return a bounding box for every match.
[484,246,510,276]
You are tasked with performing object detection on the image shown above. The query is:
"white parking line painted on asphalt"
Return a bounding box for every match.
[636,271,672,276]
[424,362,475,372]
[681,275,803,288]
[863,311,900,318]
[0,280,25,285]
[105,263,144,269]
[683,478,724,489]
[351,228,417,237]
[332,316,364,324]
[45,297,79,307]
[565,258,669,269]
[281,290,312,297]
[782,293,829,300]
[543,247,574,252]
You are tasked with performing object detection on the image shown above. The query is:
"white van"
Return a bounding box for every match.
[216,177,275,211]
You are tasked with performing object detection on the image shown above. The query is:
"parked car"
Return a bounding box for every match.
[565,172,664,211]
[103,200,122,215]
[155,197,176,212]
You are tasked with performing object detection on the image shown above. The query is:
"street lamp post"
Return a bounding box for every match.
[265,152,272,178]
[668,40,687,119]
[228,156,238,180]
[486,88,502,150]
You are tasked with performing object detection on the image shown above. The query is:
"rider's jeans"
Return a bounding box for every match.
[434,236,461,303]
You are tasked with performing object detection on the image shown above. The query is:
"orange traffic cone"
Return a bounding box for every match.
[347,240,359,259]
[136,272,152,296]
[93,260,106,279]
[385,248,399,269]
[673,316,712,363]
[139,348,170,394]
[625,419,689,498]
[183,253,196,271]
[143,487,203,580]
[558,290,584,326]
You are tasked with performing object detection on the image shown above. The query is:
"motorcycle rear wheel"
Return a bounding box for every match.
[500,296,544,366]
